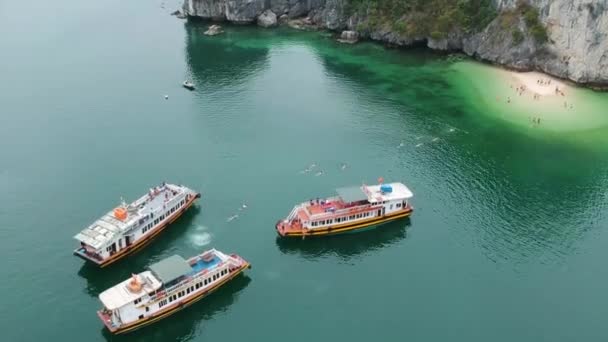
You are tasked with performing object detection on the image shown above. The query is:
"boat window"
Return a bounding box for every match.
[396,203,401,208]
[390,204,393,209]
[349,215,354,220]
[187,288,190,294]
[145,307,149,312]
[196,283,200,289]
[139,315,144,319]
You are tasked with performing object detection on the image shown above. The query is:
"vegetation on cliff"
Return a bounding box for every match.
[350,0,548,45]
[351,0,497,38]
[501,0,548,44]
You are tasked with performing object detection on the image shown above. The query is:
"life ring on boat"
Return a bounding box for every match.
[127,274,143,293]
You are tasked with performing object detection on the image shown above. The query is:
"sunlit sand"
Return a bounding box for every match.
[447,61,608,133]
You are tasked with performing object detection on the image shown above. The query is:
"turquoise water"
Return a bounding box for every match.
[1,0,608,341]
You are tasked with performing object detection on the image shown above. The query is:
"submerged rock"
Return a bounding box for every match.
[337,30,358,44]
[204,25,224,36]
[257,10,277,28]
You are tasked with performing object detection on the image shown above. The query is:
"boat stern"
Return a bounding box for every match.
[73,247,104,266]
[97,310,119,334]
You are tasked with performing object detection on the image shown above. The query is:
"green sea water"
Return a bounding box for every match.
[2,0,608,341]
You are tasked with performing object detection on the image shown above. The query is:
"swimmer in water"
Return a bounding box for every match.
[340,163,348,170]
[227,214,239,222]
[315,170,324,176]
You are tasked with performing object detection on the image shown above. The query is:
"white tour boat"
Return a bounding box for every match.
[97,249,250,334]
[74,182,200,267]
[276,180,413,237]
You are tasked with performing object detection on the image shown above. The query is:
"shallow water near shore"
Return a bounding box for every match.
[2,0,608,341]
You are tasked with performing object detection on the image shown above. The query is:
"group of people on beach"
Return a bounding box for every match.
[537,78,552,86]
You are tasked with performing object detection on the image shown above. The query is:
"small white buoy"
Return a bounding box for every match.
[164,95,169,100]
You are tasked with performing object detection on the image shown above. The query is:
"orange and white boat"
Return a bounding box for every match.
[73,182,200,267]
[276,180,413,237]
[97,249,250,334]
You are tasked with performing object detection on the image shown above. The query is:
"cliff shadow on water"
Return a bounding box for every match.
[184,22,272,89]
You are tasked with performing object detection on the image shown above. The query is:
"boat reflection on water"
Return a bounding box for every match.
[100,275,252,342]
[275,219,411,260]
[78,206,202,297]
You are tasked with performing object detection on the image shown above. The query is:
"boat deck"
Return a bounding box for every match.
[190,256,220,274]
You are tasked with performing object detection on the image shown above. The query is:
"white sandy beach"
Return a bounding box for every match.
[509,71,569,97]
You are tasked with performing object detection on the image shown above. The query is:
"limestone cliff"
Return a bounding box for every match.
[182,0,608,87]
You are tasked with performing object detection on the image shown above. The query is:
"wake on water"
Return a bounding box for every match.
[189,225,212,247]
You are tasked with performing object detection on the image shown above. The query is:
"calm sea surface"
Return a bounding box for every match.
[1,0,608,341]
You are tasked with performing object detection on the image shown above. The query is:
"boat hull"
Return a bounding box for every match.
[99,261,251,335]
[74,193,201,268]
[276,208,413,238]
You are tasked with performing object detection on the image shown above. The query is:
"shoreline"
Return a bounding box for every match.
[185,16,608,91]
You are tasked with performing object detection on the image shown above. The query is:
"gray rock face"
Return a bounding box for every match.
[258,10,278,27]
[183,0,608,86]
[338,30,358,43]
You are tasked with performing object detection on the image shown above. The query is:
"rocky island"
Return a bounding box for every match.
[182,0,608,88]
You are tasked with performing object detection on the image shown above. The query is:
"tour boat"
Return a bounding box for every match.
[73,182,201,267]
[182,81,195,90]
[276,180,413,237]
[97,249,250,334]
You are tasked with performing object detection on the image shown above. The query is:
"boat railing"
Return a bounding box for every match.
[149,257,235,301]
[286,205,302,221]
[307,203,377,220]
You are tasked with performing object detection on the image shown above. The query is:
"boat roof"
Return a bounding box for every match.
[74,183,192,249]
[99,271,162,310]
[148,254,192,284]
[336,186,368,203]
[364,182,413,203]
